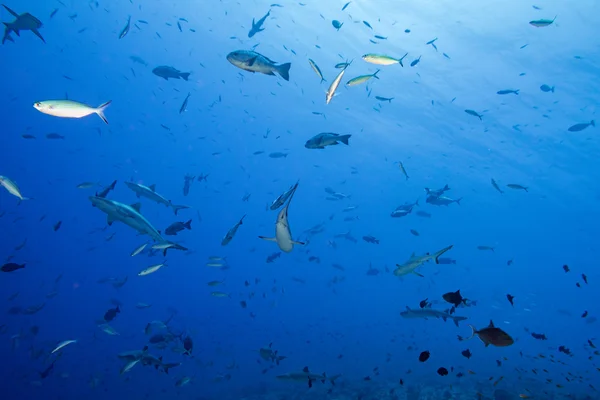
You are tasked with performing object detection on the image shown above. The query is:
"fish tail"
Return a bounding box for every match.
[339,134,351,145]
[184,219,192,230]
[276,62,291,81]
[591,120,595,127]
[398,52,408,67]
[455,197,462,205]
[180,72,191,81]
[373,69,380,78]
[95,100,112,124]
[466,325,476,340]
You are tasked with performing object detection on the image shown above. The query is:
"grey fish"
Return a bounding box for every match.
[165,220,192,236]
[227,50,291,81]
[248,10,270,37]
[426,195,461,206]
[2,5,45,44]
[270,181,299,210]
[567,120,594,132]
[152,66,191,81]
[540,84,554,93]
[400,306,467,327]
[394,244,453,277]
[496,89,519,95]
[221,215,245,246]
[304,132,351,149]
[464,109,483,120]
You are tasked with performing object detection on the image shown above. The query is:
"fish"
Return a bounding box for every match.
[124,182,189,215]
[464,109,483,120]
[221,215,246,246]
[179,93,191,114]
[529,16,556,27]
[1,263,25,272]
[400,306,467,327]
[362,53,408,67]
[33,100,112,124]
[96,180,117,199]
[103,306,120,322]
[506,183,528,192]
[119,16,131,39]
[398,162,409,180]
[304,132,351,149]
[259,182,304,252]
[326,67,347,104]
[270,181,299,210]
[497,89,519,95]
[227,50,291,81]
[165,220,192,236]
[308,58,326,83]
[138,263,166,276]
[130,243,147,257]
[491,178,503,193]
[426,195,461,206]
[341,1,351,11]
[567,120,595,132]
[0,175,30,200]
[51,339,77,354]
[46,132,65,139]
[1,5,45,44]
[346,70,379,86]
[152,66,191,80]
[375,96,394,103]
[540,84,554,93]
[465,320,514,347]
[331,20,343,30]
[394,245,453,277]
[276,366,340,388]
[248,10,270,37]
[410,56,421,67]
[89,196,165,243]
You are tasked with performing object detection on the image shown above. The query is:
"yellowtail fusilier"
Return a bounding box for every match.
[346,70,380,87]
[33,99,112,124]
[362,53,408,67]
[0,175,30,200]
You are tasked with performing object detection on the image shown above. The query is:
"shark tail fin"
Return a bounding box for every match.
[339,134,351,145]
[172,204,189,216]
[184,219,192,230]
[466,325,477,340]
[95,101,112,124]
[180,72,191,81]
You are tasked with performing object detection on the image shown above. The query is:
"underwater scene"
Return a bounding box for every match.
[1,0,598,399]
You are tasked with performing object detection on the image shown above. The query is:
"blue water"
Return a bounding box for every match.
[1,0,599,399]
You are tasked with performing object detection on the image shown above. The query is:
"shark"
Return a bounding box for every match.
[124,181,189,215]
[270,181,299,210]
[2,5,45,44]
[276,366,341,388]
[259,182,304,252]
[89,196,165,243]
[400,306,467,327]
[394,244,454,277]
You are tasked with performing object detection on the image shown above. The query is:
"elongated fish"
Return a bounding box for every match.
[326,67,346,104]
[394,244,453,277]
[259,183,304,252]
[33,100,112,124]
[0,175,30,200]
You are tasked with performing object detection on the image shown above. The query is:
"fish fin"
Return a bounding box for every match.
[2,5,18,17]
[292,240,305,245]
[466,325,477,341]
[95,100,111,124]
[455,197,462,205]
[373,69,380,78]
[180,72,191,81]
[488,320,495,327]
[172,204,189,216]
[107,216,115,225]
[246,56,258,66]
[184,220,192,230]
[239,214,246,224]
[412,271,424,277]
[258,236,276,242]
[130,202,142,212]
[31,28,45,43]
[398,52,408,67]
[453,318,460,327]
[303,366,310,373]
[276,62,291,81]
[339,134,351,145]
[591,120,595,127]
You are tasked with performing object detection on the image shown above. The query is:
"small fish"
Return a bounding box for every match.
[464,109,483,120]
[497,89,519,95]
[326,67,347,104]
[477,245,494,252]
[51,339,77,354]
[0,175,30,201]
[410,229,419,236]
[362,53,408,67]
[341,1,351,11]
[346,70,379,86]
[362,20,372,29]
[410,56,421,67]
[34,100,112,124]
[221,215,245,246]
[130,243,147,257]
[308,59,326,83]
[53,221,62,231]
[491,178,503,194]
[506,294,515,306]
[332,20,343,30]
[398,162,409,180]
[506,184,528,192]
[540,84,555,93]
[179,93,191,114]
[529,16,557,27]
[46,133,65,139]
[138,263,166,276]
[418,351,430,362]
[562,264,570,273]
[119,16,131,39]
[211,291,230,298]
[375,96,393,103]
[567,120,595,132]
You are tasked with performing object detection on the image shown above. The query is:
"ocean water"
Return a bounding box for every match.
[1,0,599,399]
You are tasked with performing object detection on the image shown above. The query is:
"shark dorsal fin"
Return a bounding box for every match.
[131,202,142,212]
[148,184,156,192]
[303,366,310,373]
[488,320,495,328]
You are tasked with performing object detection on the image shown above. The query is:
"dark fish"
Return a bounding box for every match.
[183,336,193,355]
[416,210,431,218]
[46,133,65,139]
[581,310,588,318]
[362,20,372,29]
[240,300,247,308]
[119,16,131,39]
[152,66,191,81]
[540,84,554,92]
[461,349,472,359]
[53,221,62,231]
[582,273,588,284]
[419,298,429,308]
[39,360,56,379]
[95,180,117,199]
[464,109,483,120]
[437,367,448,376]
[558,345,571,355]
[103,305,120,322]
[506,294,515,306]
[21,134,36,139]
[179,93,191,114]
[1,263,25,272]
[248,10,270,37]
[266,252,281,263]
[531,332,547,340]
[362,235,379,244]
[437,257,456,264]
[332,20,343,30]
[418,351,430,362]
[567,120,595,132]
[496,89,519,95]
[442,290,464,308]
[165,220,192,236]
[467,320,514,347]
[410,56,421,67]
[341,1,351,11]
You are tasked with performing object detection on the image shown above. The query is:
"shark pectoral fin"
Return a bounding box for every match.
[292,240,305,245]
[31,28,45,43]
[107,216,115,226]
[412,271,424,277]
[258,236,276,242]
[130,202,142,212]
[2,5,18,17]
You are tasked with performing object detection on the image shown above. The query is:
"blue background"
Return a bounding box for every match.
[1,0,598,399]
